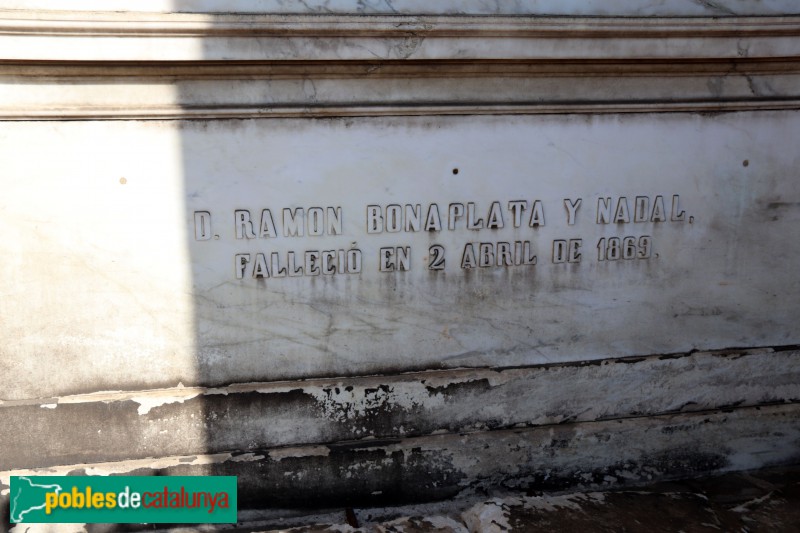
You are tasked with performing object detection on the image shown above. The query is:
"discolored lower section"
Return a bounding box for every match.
[1,347,798,471]
[2,402,798,514]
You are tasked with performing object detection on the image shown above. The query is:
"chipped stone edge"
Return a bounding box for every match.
[0,345,786,409]
[3,346,794,409]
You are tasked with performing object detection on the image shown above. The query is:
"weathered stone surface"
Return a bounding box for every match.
[0,348,797,470]
[3,403,799,511]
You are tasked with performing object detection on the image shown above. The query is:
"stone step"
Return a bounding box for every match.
[2,402,798,515]
[2,347,798,471]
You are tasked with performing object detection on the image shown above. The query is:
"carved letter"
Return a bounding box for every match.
[194,211,212,241]
[386,204,402,233]
[253,253,270,278]
[287,251,303,276]
[235,254,250,278]
[347,250,362,274]
[651,196,667,222]
[479,243,494,267]
[486,201,504,229]
[508,201,527,228]
[327,207,343,235]
[523,241,537,265]
[270,252,287,277]
[613,198,630,224]
[379,247,395,272]
[322,251,337,275]
[497,242,513,266]
[307,207,325,236]
[235,210,256,239]
[259,209,277,238]
[568,239,582,263]
[529,200,545,227]
[305,251,320,276]
[396,247,410,271]
[425,204,442,232]
[461,243,477,269]
[367,205,383,234]
[553,240,567,264]
[448,203,464,230]
[671,195,686,221]
[597,198,612,224]
[283,208,304,237]
[564,198,582,226]
[634,196,650,223]
[466,203,485,230]
[405,204,421,232]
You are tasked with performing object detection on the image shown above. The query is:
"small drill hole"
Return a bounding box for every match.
[742,160,749,167]
[452,168,459,175]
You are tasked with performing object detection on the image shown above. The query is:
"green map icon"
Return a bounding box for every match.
[10,476,63,522]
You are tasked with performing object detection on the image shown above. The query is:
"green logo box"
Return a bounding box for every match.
[10,476,237,524]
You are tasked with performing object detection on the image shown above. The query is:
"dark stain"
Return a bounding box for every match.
[204,446,467,508]
[328,438,403,451]
[519,449,729,495]
[646,449,729,476]
[662,423,698,435]
[548,438,572,449]
[718,399,746,410]
[424,378,492,396]
[768,202,800,209]
[677,401,699,412]
[773,344,800,352]
[658,352,690,361]
[615,356,647,365]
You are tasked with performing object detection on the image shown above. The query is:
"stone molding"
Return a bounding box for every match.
[1,13,800,60]
[0,13,799,118]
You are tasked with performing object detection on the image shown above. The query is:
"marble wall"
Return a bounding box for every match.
[1,6,798,520]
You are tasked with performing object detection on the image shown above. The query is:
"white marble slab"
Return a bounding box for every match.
[2,14,799,64]
[1,110,798,399]
[2,1,799,16]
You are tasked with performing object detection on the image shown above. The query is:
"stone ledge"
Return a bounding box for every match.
[2,402,798,510]
[3,1,800,17]
[1,14,800,61]
[2,58,799,119]
[1,347,797,471]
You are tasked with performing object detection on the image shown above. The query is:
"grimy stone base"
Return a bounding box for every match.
[0,348,798,471]
[2,348,799,514]
[1,402,798,513]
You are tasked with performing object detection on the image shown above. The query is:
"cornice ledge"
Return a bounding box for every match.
[1,11,800,38]
[1,12,800,63]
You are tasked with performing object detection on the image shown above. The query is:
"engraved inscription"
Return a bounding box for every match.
[233,207,343,239]
[192,192,690,280]
[235,249,362,278]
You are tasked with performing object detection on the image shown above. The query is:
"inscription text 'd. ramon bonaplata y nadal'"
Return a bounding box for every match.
[192,195,690,279]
